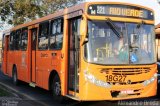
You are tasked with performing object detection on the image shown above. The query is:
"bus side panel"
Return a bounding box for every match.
[7,51,15,77]
[48,51,62,90]
[2,36,9,75]
[61,18,69,96]
[22,51,29,82]
[15,51,22,81]
[36,51,52,89]
[43,51,54,90]
[35,51,44,88]
[35,50,62,90]
[34,50,62,90]
[15,51,28,82]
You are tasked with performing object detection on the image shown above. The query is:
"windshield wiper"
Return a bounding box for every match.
[106,18,123,38]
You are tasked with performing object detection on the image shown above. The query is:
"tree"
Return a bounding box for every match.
[0,0,78,26]
[39,0,77,16]
[0,0,12,24]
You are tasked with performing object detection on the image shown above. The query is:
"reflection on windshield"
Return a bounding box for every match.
[84,20,156,65]
[128,23,156,64]
[85,21,129,64]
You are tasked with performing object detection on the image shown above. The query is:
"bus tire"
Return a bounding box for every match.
[52,75,65,102]
[12,67,19,86]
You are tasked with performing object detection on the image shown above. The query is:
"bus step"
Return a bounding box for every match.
[29,82,36,88]
[65,95,80,101]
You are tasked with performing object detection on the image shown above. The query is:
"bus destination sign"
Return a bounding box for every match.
[88,4,154,20]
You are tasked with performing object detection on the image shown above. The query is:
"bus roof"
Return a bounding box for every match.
[11,3,86,31]
[5,2,154,33]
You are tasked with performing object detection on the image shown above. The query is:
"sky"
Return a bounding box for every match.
[0,0,160,38]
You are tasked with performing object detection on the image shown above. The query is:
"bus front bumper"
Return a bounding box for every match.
[80,79,157,101]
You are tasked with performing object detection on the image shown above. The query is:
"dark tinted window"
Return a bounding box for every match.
[21,28,28,51]
[9,32,15,51]
[38,21,49,50]
[50,18,63,50]
[2,34,5,50]
[15,30,21,50]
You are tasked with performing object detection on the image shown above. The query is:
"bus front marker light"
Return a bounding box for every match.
[143,81,148,86]
[146,80,151,85]
[143,73,157,86]
[88,74,94,80]
[143,80,151,86]
[150,77,155,82]
[154,73,157,78]
[84,72,111,88]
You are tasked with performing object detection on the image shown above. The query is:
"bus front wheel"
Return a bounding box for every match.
[52,75,65,102]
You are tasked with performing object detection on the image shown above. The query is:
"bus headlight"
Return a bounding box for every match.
[84,71,111,88]
[143,73,157,86]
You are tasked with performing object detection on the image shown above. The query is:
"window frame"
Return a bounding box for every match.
[14,29,22,51]
[21,27,28,51]
[9,31,15,51]
[49,18,64,50]
[38,21,50,51]
[2,34,5,51]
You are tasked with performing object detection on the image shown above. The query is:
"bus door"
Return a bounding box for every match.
[30,28,38,83]
[68,18,81,96]
[2,35,9,74]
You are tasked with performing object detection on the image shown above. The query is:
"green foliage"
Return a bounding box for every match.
[39,0,77,16]
[0,0,78,26]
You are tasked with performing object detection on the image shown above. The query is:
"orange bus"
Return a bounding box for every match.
[156,24,160,62]
[156,24,160,96]
[1,2,157,101]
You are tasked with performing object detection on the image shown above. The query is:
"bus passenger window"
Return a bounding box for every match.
[21,28,28,51]
[38,22,49,50]
[50,18,63,50]
[9,32,15,51]
[15,30,21,50]
[2,34,5,51]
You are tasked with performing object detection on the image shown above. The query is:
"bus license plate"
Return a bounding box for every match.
[106,75,127,82]
[121,90,134,94]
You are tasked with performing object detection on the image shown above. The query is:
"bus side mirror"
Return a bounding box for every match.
[80,16,88,46]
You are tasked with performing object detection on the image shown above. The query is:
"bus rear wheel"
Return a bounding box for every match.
[52,75,65,102]
[12,67,19,86]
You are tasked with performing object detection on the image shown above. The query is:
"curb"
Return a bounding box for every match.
[0,81,47,106]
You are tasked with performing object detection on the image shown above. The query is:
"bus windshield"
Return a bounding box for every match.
[84,20,156,65]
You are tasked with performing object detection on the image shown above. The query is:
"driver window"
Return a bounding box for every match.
[87,21,128,64]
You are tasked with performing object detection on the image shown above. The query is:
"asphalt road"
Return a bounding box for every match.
[0,71,159,106]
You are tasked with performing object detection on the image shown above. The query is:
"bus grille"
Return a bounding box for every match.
[101,68,151,75]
